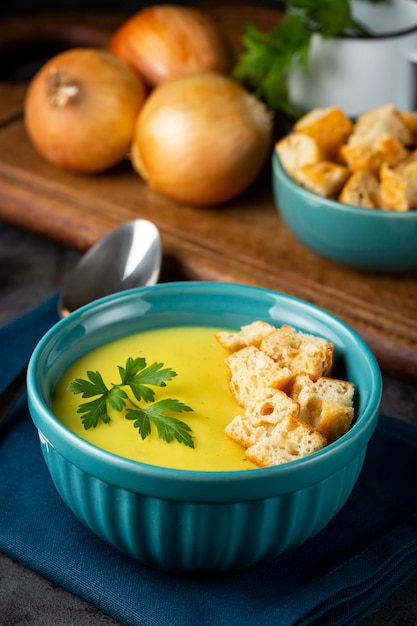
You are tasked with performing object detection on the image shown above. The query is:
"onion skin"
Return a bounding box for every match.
[24,47,147,173]
[131,72,273,206]
[109,5,233,87]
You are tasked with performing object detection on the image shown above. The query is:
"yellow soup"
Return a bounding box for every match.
[53,326,257,471]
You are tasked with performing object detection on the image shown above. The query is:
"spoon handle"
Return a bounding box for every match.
[0,364,28,429]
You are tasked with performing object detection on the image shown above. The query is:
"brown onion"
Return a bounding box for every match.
[109,5,233,87]
[24,47,147,173]
[131,72,273,206]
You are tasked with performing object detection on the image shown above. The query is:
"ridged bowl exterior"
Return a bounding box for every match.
[272,151,417,271]
[39,438,366,573]
[27,282,382,574]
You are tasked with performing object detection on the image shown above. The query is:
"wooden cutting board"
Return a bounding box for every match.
[0,8,417,383]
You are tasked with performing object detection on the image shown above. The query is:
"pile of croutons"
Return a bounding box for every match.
[276,104,417,212]
[215,321,355,467]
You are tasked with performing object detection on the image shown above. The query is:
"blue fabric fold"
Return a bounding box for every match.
[1,295,417,626]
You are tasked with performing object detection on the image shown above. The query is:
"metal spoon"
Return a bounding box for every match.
[0,219,162,427]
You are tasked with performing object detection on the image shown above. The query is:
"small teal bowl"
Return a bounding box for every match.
[272,151,417,271]
[27,282,382,574]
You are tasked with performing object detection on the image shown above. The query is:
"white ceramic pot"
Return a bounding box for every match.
[288,0,417,115]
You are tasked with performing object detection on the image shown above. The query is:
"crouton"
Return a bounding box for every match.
[260,324,334,381]
[224,346,294,408]
[224,389,300,449]
[394,148,417,176]
[353,104,413,147]
[224,387,326,467]
[294,106,353,157]
[215,321,276,354]
[339,171,380,209]
[398,110,417,138]
[340,142,379,175]
[289,375,355,443]
[219,322,355,467]
[275,132,324,184]
[340,104,412,175]
[380,157,417,211]
[341,136,408,175]
[245,413,327,467]
[299,161,351,197]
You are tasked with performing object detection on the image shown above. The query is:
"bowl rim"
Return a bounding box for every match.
[272,150,417,220]
[27,282,382,500]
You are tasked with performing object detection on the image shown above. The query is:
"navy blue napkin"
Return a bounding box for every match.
[1,294,417,626]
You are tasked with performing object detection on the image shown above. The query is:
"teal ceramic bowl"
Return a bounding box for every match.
[272,151,417,271]
[27,282,382,574]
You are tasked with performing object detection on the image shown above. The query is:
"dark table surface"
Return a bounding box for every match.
[1,218,417,625]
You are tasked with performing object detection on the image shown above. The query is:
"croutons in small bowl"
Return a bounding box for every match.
[273,104,417,271]
[27,282,382,574]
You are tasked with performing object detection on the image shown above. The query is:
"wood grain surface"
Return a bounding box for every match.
[0,8,416,383]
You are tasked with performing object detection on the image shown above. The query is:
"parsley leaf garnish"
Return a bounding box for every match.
[234,0,387,118]
[125,399,194,447]
[67,357,195,448]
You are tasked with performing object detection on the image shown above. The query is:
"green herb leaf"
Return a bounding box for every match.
[67,357,195,448]
[68,370,109,398]
[126,399,194,448]
[107,386,128,412]
[117,356,147,383]
[234,0,387,116]
[75,395,111,429]
[234,14,312,118]
[285,0,353,38]
[68,370,113,429]
[118,357,177,403]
